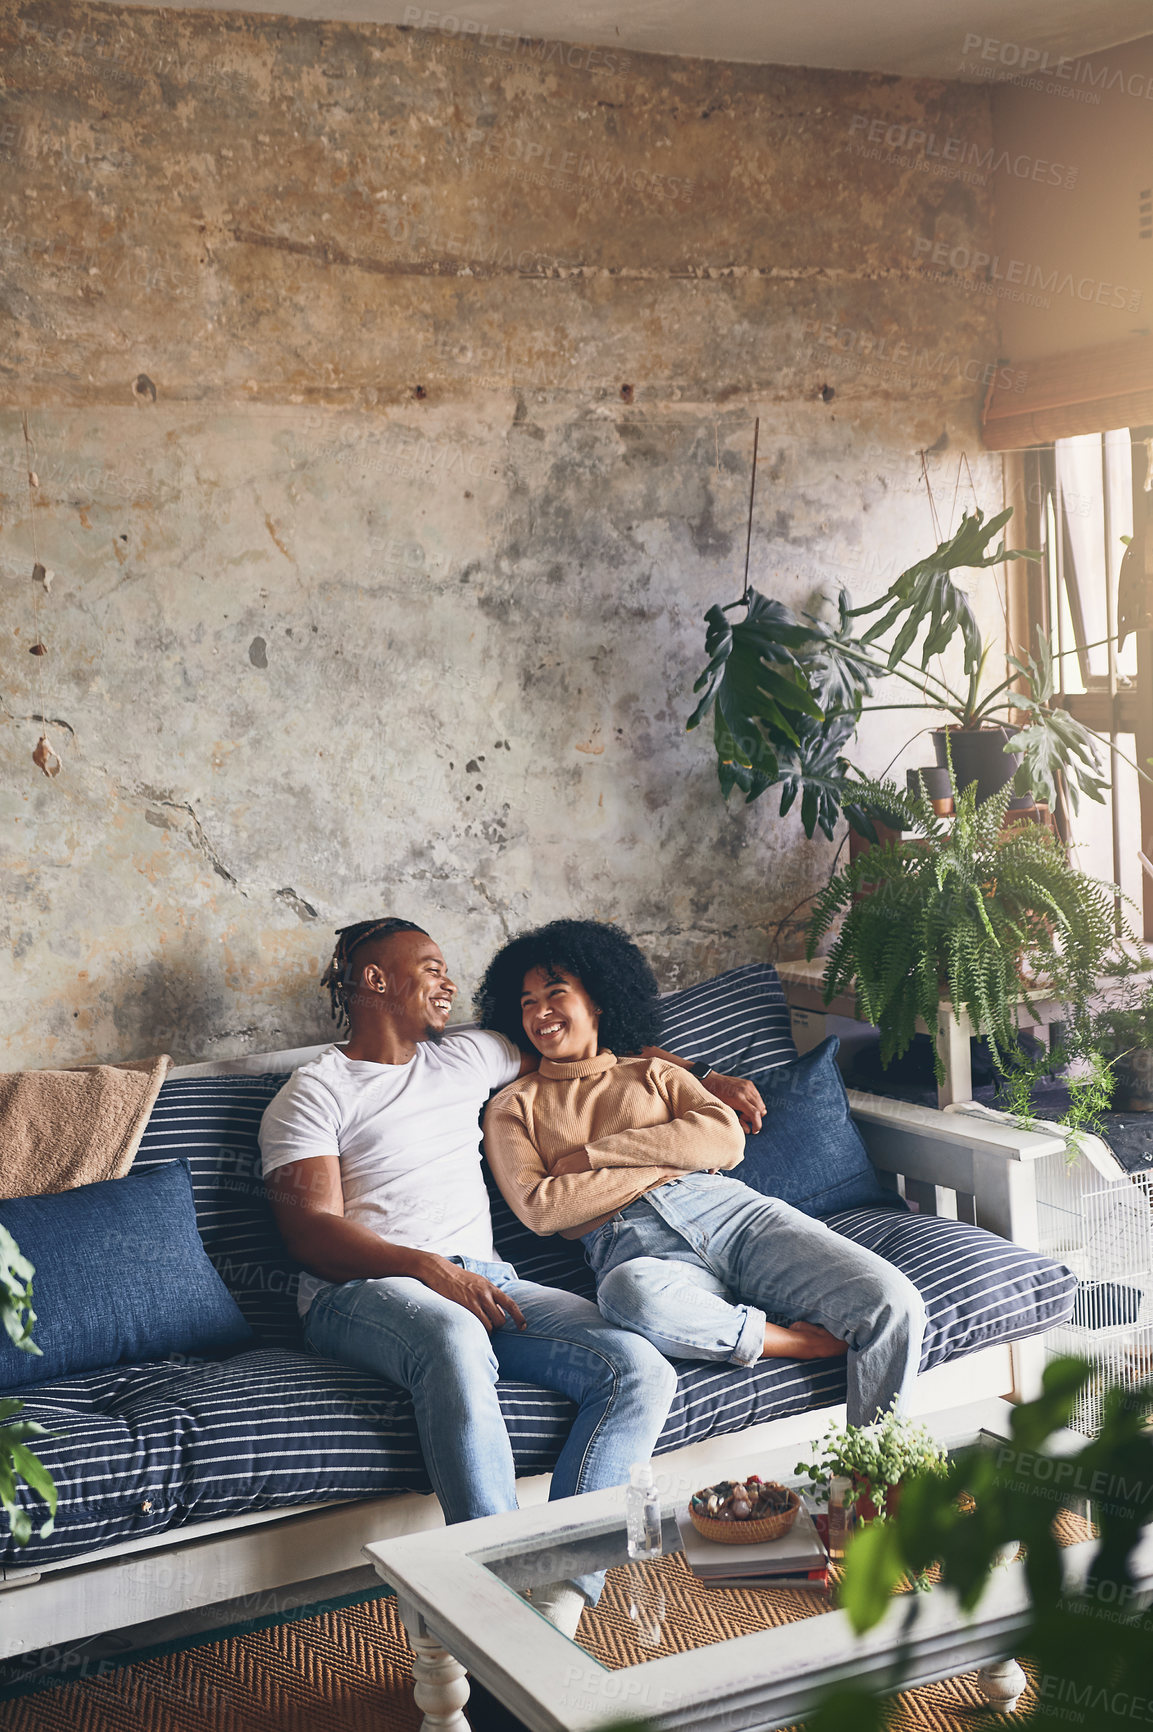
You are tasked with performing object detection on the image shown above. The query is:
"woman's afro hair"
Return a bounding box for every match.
[475,918,663,1056]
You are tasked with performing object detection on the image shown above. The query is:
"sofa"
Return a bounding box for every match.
[0,964,1081,1664]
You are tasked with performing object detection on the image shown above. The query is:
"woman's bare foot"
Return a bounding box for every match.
[761,1320,848,1361]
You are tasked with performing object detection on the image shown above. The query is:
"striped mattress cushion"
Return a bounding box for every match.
[1,1207,1075,1567]
[829,1206,1078,1371]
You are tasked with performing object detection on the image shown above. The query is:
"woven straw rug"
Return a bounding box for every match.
[0,1541,1047,1732]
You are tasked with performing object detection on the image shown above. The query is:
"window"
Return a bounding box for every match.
[1017,429,1153,935]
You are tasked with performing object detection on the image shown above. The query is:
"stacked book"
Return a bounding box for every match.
[675,1502,829,1590]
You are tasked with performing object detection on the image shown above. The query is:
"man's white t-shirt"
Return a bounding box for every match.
[259,1027,522,1315]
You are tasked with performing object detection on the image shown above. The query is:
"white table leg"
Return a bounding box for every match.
[936,1002,974,1107]
[398,1596,471,1732]
[975,1657,1027,1711]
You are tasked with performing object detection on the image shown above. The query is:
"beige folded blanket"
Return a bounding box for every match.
[0,1055,172,1199]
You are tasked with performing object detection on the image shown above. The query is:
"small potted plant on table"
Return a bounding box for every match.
[796,1408,948,1528]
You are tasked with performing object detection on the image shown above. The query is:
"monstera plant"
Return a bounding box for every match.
[687,503,1112,839]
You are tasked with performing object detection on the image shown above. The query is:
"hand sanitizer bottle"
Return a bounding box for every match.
[626,1461,662,1561]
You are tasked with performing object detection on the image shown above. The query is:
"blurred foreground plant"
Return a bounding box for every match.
[807,1356,1153,1730]
[0,1223,57,1543]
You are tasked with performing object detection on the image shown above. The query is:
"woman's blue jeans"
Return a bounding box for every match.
[304,1256,677,1579]
[584,1173,928,1426]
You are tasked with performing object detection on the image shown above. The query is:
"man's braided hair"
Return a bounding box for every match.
[320,917,428,1030]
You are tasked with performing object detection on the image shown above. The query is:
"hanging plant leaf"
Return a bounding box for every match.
[851,508,1040,675]
[800,590,875,718]
[688,593,826,796]
[775,711,859,840]
[1006,631,1110,813]
[714,707,778,799]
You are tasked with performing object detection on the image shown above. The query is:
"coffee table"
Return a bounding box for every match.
[362,1397,1117,1732]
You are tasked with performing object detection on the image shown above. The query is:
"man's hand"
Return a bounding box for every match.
[704,1073,766,1134]
[413,1253,527,1333]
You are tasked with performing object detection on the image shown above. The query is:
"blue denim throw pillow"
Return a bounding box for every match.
[0,1160,254,1391]
[735,1037,906,1219]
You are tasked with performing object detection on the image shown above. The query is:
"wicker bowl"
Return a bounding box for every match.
[688,1483,800,1546]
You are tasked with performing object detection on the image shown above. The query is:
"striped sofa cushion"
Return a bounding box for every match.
[828,1206,1078,1371]
[1,1206,1076,1568]
[657,962,797,1077]
[0,1344,846,1568]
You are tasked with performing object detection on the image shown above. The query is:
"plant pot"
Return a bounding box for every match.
[849,1476,901,1523]
[907,766,955,815]
[932,727,1033,810]
[1113,1048,1153,1111]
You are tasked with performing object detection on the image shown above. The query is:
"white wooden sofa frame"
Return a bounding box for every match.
[0,1076,1108,1665]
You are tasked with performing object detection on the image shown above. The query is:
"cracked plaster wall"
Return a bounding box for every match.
[1,3,1007,1065]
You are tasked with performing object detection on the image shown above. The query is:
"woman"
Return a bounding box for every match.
[477,919,927,1427]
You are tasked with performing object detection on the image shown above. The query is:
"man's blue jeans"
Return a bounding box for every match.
[304,1256,677,1540]
[584,1174,928,1426]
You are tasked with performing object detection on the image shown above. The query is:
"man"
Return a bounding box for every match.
[259,917,763,1635]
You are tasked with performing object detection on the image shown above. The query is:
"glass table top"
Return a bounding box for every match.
[470,1430,1010,1670]
[473,1505,834,1669]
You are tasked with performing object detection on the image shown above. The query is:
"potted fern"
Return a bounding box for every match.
[1090,971,1153,1110]
[804,775,1118,1083]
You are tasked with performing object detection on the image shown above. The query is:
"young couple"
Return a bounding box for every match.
[260,915,925,1633]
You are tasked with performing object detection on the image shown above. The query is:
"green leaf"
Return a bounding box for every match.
[1005,627,1110,813]
[1010,1355,1092,1449]
[688,590,828,803]
[8,1443,57,1520]
[804,1684,890,1732]
[0,1224,39,1356]
[775,712,859,839]
[801,589,875,717]
[853,508,1040,675]
[839,1517,908,1634]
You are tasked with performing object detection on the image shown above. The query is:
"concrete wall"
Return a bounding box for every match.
[0,2,1005,1066]
[987,34,1153,360]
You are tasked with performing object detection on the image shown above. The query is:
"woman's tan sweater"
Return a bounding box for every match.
[482,1051,745,1239]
